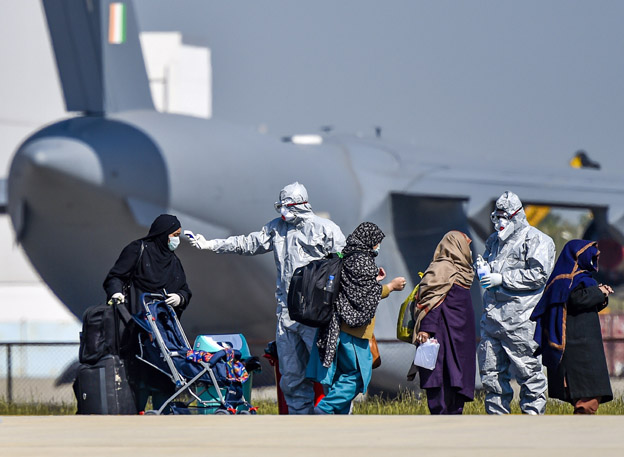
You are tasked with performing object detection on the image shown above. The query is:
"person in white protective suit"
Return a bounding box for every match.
[189,182,346,414]
[478,191,555,415]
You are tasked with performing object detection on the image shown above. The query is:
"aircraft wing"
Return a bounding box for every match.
[331,135,624,241]
[396,163,624,241]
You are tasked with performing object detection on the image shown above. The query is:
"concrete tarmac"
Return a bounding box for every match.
[1,415,624,457]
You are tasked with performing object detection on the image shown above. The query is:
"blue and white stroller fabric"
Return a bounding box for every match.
[134,301,249,384]
[133,294,256,414]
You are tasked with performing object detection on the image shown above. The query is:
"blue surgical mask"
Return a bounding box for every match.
[373,246,380,255]
[168,236,180,251]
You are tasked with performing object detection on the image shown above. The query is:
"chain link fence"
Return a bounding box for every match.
[0,341,279,406]
[2,334,623,407]
[0,342,79,404]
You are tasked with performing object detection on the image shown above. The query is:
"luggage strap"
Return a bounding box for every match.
[113,241,145,353]
[116,302,133,324]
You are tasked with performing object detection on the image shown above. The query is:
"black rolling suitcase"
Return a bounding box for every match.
[73,354,137,415]
[74,298,137,415]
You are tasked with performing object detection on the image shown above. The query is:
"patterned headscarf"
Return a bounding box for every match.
[316,222,385,367]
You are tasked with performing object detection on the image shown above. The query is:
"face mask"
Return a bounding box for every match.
[495,218,514,241]
[168,236,180,251]
[280,206,296,222]
[373,246,380,255]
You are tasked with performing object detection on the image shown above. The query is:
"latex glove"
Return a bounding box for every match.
[189,233,217,250]
[165,293,182,307]
[108,292,125,305]
[480,273,503,289]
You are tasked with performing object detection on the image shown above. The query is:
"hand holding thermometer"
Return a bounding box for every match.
[184,230,213,250]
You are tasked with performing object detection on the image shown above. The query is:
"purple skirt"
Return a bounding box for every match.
[418,284,476,400]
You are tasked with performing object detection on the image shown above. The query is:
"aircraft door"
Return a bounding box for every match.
[390,194,483,325]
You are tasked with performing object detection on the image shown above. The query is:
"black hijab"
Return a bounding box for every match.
[135,214,183,293]
[316,222,385,367]
[143,214,181,243]
[104,214,191,314]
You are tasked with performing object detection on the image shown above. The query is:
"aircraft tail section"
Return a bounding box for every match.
[42,0,153,114]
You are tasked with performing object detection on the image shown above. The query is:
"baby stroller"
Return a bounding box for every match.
[134,293,259,415]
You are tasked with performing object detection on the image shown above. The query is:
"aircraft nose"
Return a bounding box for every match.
[8,136,105,240]
[15,137,104,186]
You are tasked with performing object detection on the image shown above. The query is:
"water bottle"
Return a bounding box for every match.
[323,275,336,305]
[475,255,491,289]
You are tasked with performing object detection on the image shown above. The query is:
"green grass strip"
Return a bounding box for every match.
[3,391,624,415]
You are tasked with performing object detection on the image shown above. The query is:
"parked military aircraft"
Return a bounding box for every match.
[5,0,624,391]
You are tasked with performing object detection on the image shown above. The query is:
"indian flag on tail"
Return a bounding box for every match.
[108,2,127,44]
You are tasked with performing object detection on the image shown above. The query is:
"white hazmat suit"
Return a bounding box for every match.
[191,182,346,414]
[478,191,555,415]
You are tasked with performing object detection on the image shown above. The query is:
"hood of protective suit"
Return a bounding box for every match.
[275,182,313,223]
[496,191,522,215]
[494,191,528,242]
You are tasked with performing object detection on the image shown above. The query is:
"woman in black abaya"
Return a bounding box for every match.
[104,214,192,411]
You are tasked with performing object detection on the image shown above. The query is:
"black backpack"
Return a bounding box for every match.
[287,253,343,327]
[78,301,133,364]
[79,242,144,364]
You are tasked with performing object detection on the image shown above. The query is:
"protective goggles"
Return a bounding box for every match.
[490,208,521,223]
[274,200,308,211]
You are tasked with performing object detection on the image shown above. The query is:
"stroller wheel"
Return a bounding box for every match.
[238,409,258,416]
[143,410,159,415]
[214,408,232,415]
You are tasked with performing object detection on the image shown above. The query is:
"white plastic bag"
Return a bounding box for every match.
[414,338,440,370]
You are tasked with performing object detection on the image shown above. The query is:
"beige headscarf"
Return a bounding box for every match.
[412,231,474,343]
